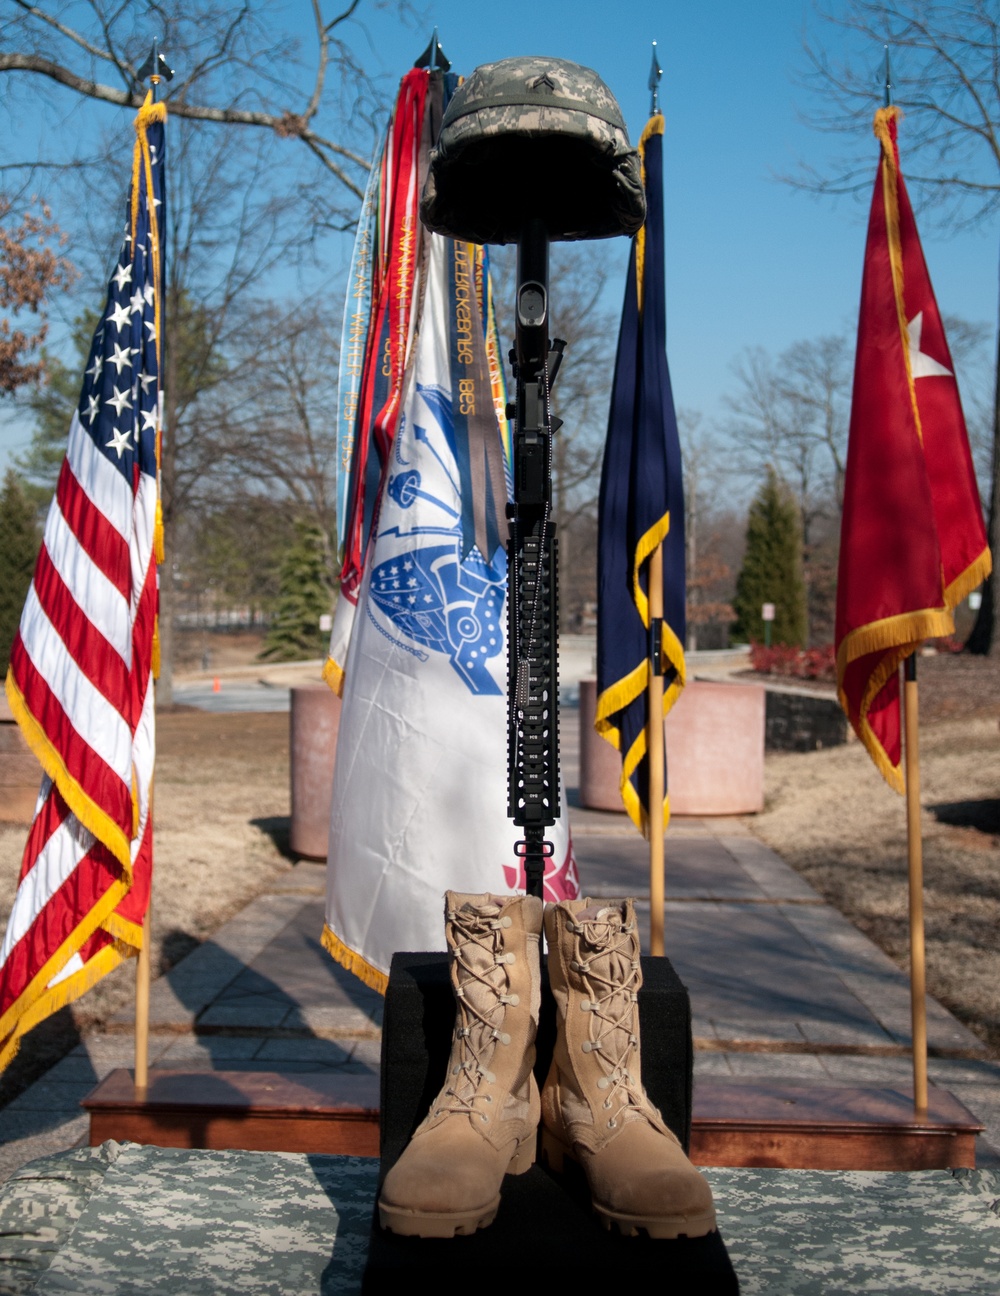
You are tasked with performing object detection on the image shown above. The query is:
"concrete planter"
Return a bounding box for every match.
[289,684,341,860]
[579,677,765,816]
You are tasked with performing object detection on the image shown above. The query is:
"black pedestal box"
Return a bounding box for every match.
[361,951,739,1294]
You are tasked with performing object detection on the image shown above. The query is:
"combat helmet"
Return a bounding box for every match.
[421,55,645,245]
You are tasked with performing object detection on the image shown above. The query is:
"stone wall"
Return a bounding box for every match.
[764,686,849,752]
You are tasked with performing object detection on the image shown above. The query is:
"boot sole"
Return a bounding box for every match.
[378,1196,501,1238]
[594,1203,718,1240]
[541,1129,717,1239]
[378,1142,536,1238]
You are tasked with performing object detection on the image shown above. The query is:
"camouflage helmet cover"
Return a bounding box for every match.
[421,55,646,245]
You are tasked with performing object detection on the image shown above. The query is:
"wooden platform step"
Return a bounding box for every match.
[690,1080,984,1170]
[84,1072,985,1171]
[83,1069,380,1156]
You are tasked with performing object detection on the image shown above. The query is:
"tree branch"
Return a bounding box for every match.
[11,1,119,66]
[0,51,368,199]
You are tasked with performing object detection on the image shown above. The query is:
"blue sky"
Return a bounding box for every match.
[2,0,996,472]
[358,0,996,415]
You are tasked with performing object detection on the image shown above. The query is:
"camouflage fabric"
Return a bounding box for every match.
[2,1147,999,1294]
[23,1144,378,1296]
[712,1166,1000,1295]
[421,56,645,245]
[0,1141,119,1295]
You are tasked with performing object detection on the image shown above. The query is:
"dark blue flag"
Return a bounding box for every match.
[595,115,686,834]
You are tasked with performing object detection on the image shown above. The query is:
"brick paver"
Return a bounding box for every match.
[2,717,997,1181]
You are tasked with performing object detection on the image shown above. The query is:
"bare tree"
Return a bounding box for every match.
[942,312,995,495]
[782,335,853,511]
[724,336,851,524]
[724,334,852,639]
[549,244,618,631]
[791,0,1000,653]
[174,495,297,643]
[14,123,341,699]
[723,334,850,642]
[1,1,402,697]
[490,241,619,631]
[679,409,737,651]
[155,120,330,700]
[724,316,992,641]
[209,295,340,550]
[0,1,381,216]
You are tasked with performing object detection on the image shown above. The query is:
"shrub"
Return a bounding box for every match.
[750,641,836,682]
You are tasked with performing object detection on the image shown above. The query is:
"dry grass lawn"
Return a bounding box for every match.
[751,702,1000,1056]
[0,708,294,1102]
[0,648,997,1107]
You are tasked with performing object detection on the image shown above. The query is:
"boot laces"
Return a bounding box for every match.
[438,903,513,1121]
[573,907,642,1126]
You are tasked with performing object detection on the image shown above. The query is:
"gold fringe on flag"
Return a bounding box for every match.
[594,618,686,837]
[103,910,144,947]
[874,106,924,448]
[321,924,388,995]
[837,606,954,794]
[0,877,132,1070]
[834,109,994,792]
[634,114,665,313]
[133,94,166,377]
[154,499,165,565]
[322,656,345,697]
[631,511,670,632]
[4,671,133,874]
[944,548,992,611]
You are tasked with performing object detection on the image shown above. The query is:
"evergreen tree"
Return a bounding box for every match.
[732,468,807,647]
[259,521,334,662]
[0,469,41,674]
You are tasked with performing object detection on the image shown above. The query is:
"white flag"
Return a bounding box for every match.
[323,236,578,991]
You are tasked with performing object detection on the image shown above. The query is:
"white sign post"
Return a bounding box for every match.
[761,602,775,648]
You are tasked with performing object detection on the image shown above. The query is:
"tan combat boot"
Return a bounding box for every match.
[378,891,543,1237]
[541,898,717,1239]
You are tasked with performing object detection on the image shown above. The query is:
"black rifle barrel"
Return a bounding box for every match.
[507,218,561,899]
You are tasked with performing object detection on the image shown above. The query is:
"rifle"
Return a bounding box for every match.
[419,56,645,900]
[506,218,566,899]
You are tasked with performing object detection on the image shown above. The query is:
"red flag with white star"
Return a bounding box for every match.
[836,106,991,791]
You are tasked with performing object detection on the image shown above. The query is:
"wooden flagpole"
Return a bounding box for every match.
[133,42,170,1097]
[902,652,928,1113]
[134,907,151,1091]
[647,543,665,957]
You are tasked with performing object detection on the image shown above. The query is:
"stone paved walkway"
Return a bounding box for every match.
[2,714,997,1183]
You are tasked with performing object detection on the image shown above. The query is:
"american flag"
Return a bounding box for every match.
[0,96,165,1069]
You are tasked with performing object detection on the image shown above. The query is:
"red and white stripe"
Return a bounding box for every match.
[0,415,157,1048]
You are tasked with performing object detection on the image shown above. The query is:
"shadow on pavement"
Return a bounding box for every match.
[0,1008,85,1113]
